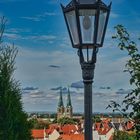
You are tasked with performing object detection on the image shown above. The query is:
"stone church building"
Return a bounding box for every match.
[57,88,73,120]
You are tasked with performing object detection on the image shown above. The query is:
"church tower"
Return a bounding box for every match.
[57,89,65,120]
[65,88,73,118]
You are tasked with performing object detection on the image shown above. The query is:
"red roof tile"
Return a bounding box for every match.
[98,128,112,135]
[94,123,101,131]
[62,125,78,134]
[46,128,54,135]
[61,134,84,140]
[49,124,60,129]
[32,128,58,139]
[32,129,44,138]
[125,121,134,130]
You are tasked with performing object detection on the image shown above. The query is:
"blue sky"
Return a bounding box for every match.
[0,0,140,113]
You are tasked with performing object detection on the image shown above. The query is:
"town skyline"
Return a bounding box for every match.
[0,0,140,112]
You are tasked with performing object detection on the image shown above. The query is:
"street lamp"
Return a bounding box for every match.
[61,0,111,140]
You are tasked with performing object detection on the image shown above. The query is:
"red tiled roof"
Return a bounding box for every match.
[32,128,55,139]
[94,119,112,135]
[62,125,78,134]
[98,127,112,135]
[46,128,54,135]
[60,134,84,140]
[49,124,60,129]
[94,123,101,131]
[125,121,134,130]
[32,129,44,138]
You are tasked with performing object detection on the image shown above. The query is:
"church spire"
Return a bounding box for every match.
[58,88,64,107]
[66,87,72,107]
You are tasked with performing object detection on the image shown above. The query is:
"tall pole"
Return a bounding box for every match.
[61,0,111,139]
[79,49,96,140]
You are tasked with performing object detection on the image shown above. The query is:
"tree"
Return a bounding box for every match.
[92,116,101,123]
[113,131,136,140]
[107,25,140,140]
[0,17,31,140]
[30,119,49,129]
[57,117,76,125]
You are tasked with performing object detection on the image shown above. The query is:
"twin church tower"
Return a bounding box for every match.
[57,88,73,119]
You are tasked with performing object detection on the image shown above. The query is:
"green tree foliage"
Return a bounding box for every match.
[92,116,101,123]
[57,117,76,125]
[113,131,136,140]
[0,17,31,140]
[30,119,49,129]
[50,113,57,118]
[107,25,140,140]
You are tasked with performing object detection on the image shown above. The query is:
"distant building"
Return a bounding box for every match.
[65,88,73,118]
[57,89,65,119]
[57,88,73,119]
[32,128,60,140]
[31,115,134,140]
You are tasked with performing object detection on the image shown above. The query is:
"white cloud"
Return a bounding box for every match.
[7,28,30,33]
[15,46,80,90]
[44,12,57,16]
[110,12,119,18]
[21,12,57,22]
[12,43,132,112]
[22,87,127,112]
[21,16,41,22]
[0,31,125,112]
[95,54,130,89]
[3,32,57,43]
[4,33,22,40]
[27,35,56,41]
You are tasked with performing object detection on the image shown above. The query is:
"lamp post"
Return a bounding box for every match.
[61,0,111,140]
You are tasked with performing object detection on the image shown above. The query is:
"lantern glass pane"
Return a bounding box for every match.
[97,10,107,44]
[79,9,96,44]
[66,11,79,45]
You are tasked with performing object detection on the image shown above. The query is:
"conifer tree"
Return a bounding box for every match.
[0,17,31,140]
